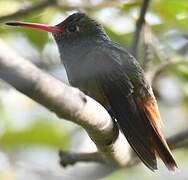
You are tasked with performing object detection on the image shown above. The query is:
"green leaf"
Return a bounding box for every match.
[121,1,141,11]
[0,0,20,17]
[22,28,48,50]
[13,9,55,50]
[152,0,188,30]
[0,120,70,149]
[152,0,188,18]
[169,61,188,81]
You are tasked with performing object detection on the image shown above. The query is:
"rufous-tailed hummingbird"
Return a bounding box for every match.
[6,12,177,171]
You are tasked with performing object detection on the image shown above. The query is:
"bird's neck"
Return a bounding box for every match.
[57,35,108,65]
[55,34,110,84]
[58,39,91,65]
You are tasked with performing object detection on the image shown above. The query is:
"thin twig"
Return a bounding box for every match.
[167,129,188,150]
[0,0,57,22]
[0,1,132,23]
[59,129,188,167]
[56,1,120,11]
[150,59,188,85]
[59,151,105,167]
[131,0,151,58]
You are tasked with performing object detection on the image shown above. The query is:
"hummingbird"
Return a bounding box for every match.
[6,12,177,171]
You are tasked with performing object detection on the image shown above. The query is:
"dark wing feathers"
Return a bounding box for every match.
[99,70,157,170]
[82,45,177,171]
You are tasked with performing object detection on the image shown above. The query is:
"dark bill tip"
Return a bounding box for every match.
[6,22,22,26]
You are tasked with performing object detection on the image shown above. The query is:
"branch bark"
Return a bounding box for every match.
[0,39,131,166]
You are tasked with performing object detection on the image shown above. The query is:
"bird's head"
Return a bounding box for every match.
[6,12,108,64]
[6,13,106,45]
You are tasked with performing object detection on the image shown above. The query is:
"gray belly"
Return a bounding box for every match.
[69,74,109,108]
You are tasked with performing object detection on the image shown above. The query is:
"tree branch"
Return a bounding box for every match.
[131,0,151,58]
[0,39,131,166]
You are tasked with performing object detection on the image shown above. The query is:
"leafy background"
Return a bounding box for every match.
[0,0,188,179]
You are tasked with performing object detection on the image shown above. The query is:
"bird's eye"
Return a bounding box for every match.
[67,25,79,32]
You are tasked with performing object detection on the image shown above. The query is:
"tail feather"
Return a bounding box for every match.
[137,98,178,171]
[102,81,177,171]
[152,132,178,171]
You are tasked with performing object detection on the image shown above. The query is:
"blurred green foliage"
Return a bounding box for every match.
[0,120,70,149]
